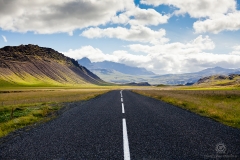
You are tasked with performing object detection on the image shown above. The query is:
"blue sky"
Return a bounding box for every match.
[0,0,240,74]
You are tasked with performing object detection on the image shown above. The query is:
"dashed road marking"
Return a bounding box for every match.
[123,118,130,160]
[121,90,130,159]
[122,103,125,114]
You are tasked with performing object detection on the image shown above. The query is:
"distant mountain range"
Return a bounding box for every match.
[0,45,104,87]
[78,57,155,75]
[77,57,240,85]
[150,67,240,85]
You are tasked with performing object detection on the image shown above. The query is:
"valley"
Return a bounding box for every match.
[0,45,240,159]
[78,57,240,85]
[1,1,240,158]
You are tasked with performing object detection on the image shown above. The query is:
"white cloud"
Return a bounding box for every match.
[140,37,240,73]
[112,50,151,66]
[81,26,169,44]
[230,51,240,55]
[0,1,170,35]
[63,36,240,74]
[62,46,151,65]
[0,0,134,34]
[229,45,240,55]
[141,0,240,34]
[2,0,238,35]
[233,45,240,51]
[112,7,169,26]
[1,35,7,42]
[190,35,215,50]
[128,35,215,54]
[194,12,240,34]
[140,0,236,18]
[62,46,118,62]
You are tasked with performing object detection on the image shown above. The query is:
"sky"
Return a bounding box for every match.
[0,0,240,75]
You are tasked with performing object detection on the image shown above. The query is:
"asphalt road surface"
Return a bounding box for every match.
[0,90,240,159]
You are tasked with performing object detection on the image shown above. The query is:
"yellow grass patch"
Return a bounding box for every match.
[133,89,240,129]
[0,89,109,138]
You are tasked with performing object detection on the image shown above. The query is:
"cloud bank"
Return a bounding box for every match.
[0,0,134,34]
[141,0,236,18]
[81,26,169,44]
[111,7,170,26]
[0,0,239,34]
[194,12,240,34]
[141,0,240,34]
[63,35,240,74]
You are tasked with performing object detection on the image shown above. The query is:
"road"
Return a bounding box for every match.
[0,90,240,159]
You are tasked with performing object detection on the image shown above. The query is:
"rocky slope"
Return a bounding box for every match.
[195,74,240,86]
[0,44,104,86]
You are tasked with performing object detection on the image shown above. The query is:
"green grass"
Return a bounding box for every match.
[0,89,109,138]
[0,72,95,88]
[0,102,59,137]
[133,89,240,129]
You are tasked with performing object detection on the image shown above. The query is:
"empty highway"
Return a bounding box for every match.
[0,90,240,159]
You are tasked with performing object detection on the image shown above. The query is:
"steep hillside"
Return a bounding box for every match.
[0,44,104,87]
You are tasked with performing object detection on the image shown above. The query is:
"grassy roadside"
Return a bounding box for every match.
[133,89,240,129]
[0,89,109,138]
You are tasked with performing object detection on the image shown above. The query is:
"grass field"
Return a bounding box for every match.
[0,88,109,138]
[2,83,240,138]
[133,88,240,129]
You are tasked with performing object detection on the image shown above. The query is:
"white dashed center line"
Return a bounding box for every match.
[120,90,130,160]
[122,103,125,114]
[123,118,130,160]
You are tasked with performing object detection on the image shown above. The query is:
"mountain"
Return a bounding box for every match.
[124,82,151,86]
[78,57,155,75]
[0,44,104,87]
[77,58,240,85]
[92,66,240,85]
[150,67,240,85]
[197,67,238,75]
[90,69,153,84]
[78,57,92,67]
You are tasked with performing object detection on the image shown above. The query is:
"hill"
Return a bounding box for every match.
[195,74,240,86]
[0,44,104,87]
